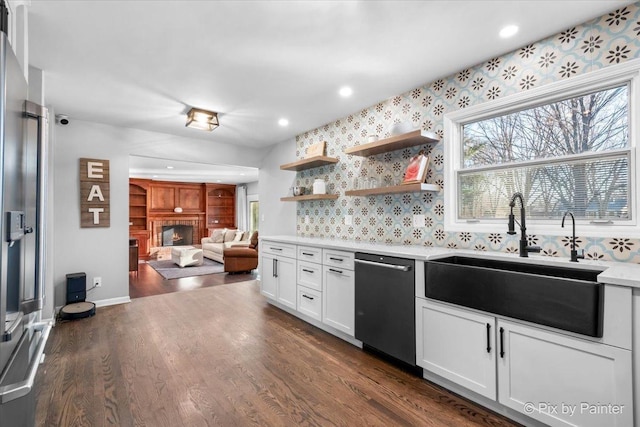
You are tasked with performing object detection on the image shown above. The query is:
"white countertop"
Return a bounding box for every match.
[261,235,640,289]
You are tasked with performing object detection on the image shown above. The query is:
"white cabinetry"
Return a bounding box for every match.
[297,286,322,321]
[296,245,323,321]
[498,319,632,427]
[260,242,297,310]
[261,254,277,299]
[418,299,633,427]
[322,250,355,336]
[416,299,496,399]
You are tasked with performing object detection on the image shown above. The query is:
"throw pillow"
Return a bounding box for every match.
[233,231,244,242]
[223,229,236,242]
[211,229,224,243]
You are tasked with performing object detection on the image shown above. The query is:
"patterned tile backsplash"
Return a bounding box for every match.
[293,3,640,263]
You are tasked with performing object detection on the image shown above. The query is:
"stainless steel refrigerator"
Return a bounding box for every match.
[0,26,51,427]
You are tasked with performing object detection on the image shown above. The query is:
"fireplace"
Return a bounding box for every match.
[149,217,203,249]
[161,225,193,246]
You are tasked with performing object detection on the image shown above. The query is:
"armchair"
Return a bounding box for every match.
[223,231,259,273]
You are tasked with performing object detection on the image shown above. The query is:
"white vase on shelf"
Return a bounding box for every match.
[313,178,326,195]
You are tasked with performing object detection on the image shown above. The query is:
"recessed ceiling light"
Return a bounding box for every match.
[339,86,353,97]
[499,25,518,38]
[166,166,174,169]
[152,175,158,178]
[216,179,222,183]
[240,173,245,176]
[278,118,289,127]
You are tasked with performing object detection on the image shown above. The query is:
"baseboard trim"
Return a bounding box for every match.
[94,296,131,307]
[266,298,363,348]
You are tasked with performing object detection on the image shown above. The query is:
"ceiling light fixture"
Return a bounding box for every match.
[278,118,289,127]
[339,86,353,97]
[186,107,219,131]
[166,166,174,169]
[499,25,519,38]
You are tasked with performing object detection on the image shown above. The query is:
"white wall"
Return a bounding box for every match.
[245,180,258,196]
[51,119,269,309]
[53,121,131,308]
[258,139,296,236]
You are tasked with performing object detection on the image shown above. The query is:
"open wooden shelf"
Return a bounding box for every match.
[281,194,339,202]
[280,156,339,171]
[344,183,440,197]
[344,130,439,157]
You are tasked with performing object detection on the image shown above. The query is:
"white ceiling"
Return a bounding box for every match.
[129,155,259,184]
[27,0,634,180]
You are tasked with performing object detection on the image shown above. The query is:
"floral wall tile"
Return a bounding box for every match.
[291,3,640,264]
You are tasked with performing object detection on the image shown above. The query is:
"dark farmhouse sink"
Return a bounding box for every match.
[425,256,605,337]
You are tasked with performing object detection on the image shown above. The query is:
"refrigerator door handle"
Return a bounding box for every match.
[0,322,51,403]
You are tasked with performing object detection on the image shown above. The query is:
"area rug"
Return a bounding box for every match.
[147,258,225,280]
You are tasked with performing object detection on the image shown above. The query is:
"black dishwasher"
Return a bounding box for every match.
[355,253,415,366]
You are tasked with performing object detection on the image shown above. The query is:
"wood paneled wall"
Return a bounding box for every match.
[129,179,237,257]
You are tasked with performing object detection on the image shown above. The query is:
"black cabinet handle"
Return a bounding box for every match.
[302,269,314,273]
[499,327,505,358]
[328,268,343,274]
[486,323,491,353]
[302,294,314,301]
[270,247,283,251]
[302,252,314,256]
[274,259,278,278]
[329,257,344,262]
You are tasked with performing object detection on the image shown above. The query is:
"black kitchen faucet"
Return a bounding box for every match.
[507,192,541,257]
[561,211,585,262]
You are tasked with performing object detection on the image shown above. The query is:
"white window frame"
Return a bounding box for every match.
[444,58,640,238]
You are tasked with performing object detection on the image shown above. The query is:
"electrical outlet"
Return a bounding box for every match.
[304,215,310,224]
[93,277,102,287]
[413,214,425,227]
[345,215,353,226]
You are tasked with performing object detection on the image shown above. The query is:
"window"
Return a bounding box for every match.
[444,60,640,236]
[248,196,259,234]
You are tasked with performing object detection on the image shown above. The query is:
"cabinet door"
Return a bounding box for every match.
[497,319,633,427]
[260,254,277,300]
[416,299,497,400]
[322,266,355,336]
[275,256,297,310]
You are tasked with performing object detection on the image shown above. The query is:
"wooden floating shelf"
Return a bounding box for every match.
[344,130,439,157]
[280,194,339,202]
[280,156,339,171]
[344,183,440,197]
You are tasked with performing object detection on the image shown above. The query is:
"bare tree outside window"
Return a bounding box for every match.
[460,85,629,221]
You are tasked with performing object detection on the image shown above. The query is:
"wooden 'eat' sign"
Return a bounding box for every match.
[80,158,110,228]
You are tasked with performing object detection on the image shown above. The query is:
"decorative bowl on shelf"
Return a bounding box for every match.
[292,186,305,196]
[389,122,415,136]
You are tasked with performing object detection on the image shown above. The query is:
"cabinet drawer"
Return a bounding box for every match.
[323,249,354,270]
[297,286,322,321]
[261,241,296,258]
[297,246,322,264]
[297,260,322,291]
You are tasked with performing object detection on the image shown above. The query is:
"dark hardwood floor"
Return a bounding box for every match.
[129,261,258,298]
[36,280,520,427]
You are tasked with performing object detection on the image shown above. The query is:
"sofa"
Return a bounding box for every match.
[223,231,259,273]
[201,228,252,263]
